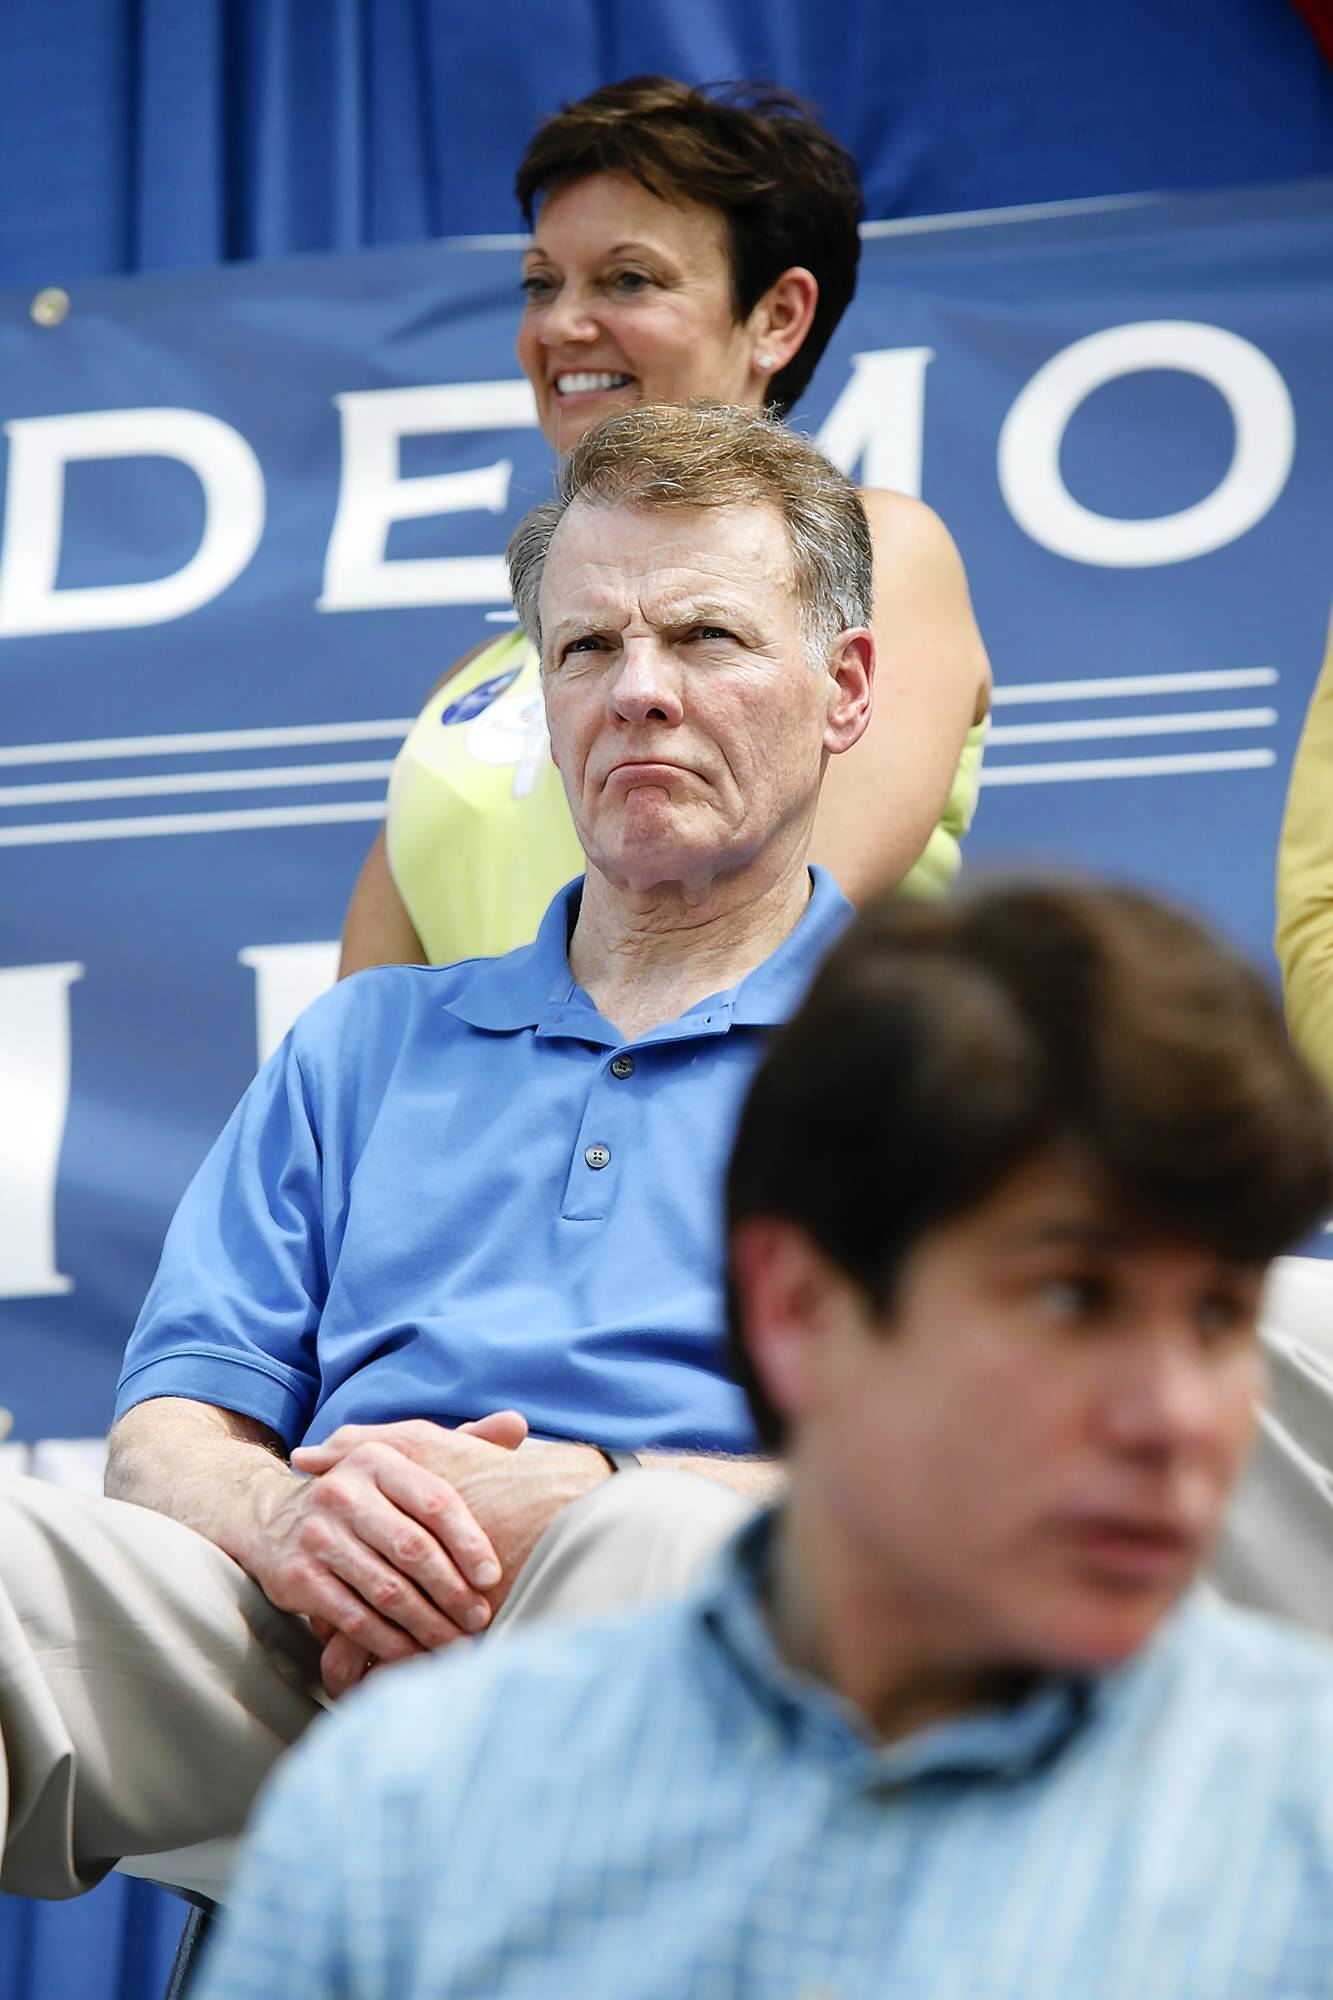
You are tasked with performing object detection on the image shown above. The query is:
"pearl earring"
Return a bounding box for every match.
[756,353,775,370]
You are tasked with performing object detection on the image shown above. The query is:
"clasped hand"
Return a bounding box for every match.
[252,1412,530,1698]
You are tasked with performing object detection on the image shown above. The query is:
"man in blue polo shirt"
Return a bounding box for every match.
[197,880,1333,1998]
[0,401,876,1896]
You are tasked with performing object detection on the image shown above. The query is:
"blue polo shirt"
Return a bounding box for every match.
[115,869,851,1453]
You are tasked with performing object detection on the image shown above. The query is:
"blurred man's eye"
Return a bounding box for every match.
[1038,1274,1108,1322]
[1195,1292,1254,1346]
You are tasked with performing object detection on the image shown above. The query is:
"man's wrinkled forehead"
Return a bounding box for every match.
[537,496,797,637]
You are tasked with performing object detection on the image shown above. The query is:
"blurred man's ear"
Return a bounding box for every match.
[823,628,874,757]
[730,1217,852,1428]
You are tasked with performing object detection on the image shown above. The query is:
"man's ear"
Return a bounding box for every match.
[730,1216,847,1427]
[822,628,875,757]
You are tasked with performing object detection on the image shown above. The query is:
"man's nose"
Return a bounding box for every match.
[610,640,684,726]
[1100,1343,1221,1459]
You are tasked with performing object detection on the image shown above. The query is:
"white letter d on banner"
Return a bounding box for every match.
[0,409,265,635]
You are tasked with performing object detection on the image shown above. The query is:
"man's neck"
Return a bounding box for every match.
[767,1497,1038,1746]
[568,860,815,1041]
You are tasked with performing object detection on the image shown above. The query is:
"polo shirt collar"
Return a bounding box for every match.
[442,865,853,1037]
[699,1510,1103,1787]
[443,876,584,1031]
[728,865,852,1027]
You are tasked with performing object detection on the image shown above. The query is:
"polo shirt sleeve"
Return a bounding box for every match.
[114,1025,329,1444]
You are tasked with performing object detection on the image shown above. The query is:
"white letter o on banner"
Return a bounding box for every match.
[997,321,1295,568]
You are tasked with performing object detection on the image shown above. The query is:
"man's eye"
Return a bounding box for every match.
[1195,1294,1252,1345]
[563,635,606,659]
[693,626,734,643]
[1039,1275,1107,1321]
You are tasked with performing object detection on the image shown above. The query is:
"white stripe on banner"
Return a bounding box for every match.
[980,749,1275,786]
[0,747,1276,841]
[860,193,1160,237]
[989,707,1276,746]
[0,761,396,808]
[992,668,1277,705]
[468,198,1161,250]
[0,800,390,846]
[0,721,414,768]
[0,671,1277,771]
[0,669,1283,842]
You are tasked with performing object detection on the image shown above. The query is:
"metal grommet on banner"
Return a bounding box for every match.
[31,287,70,327]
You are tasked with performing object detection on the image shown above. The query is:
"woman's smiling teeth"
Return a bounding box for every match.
[555,371,635,395]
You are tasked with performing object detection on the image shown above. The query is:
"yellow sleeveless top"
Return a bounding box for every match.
[386,628,987,964]
[1275,611,1333,1089]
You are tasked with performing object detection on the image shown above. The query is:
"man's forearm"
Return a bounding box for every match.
[500,1438,782,1508]
[105,1396,297,1574]
[644,1452,785,1503]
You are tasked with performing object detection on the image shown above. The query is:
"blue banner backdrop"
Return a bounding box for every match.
[2,177,1332,1445]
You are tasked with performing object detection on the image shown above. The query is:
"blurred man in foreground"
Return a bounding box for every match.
[198,878,1333,1999]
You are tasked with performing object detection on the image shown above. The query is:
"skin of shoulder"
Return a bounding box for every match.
[338,638,498,976]
[1275,613,1333,1085]
[807,486,992,904]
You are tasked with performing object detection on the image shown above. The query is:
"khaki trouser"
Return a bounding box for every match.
[0,1466,754,1900]
[1212,1255,1333,1631]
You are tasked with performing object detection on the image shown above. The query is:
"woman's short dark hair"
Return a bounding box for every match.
[726,877,1333,1449]
[515,75,863,417]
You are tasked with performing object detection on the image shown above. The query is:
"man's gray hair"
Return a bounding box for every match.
[507,400,873,665]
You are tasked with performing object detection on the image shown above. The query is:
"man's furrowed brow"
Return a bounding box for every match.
[547,606,623,649]
[655,592,758,629]
[675,594,738,617]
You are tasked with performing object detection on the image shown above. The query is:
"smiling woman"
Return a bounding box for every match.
[515,175,792,455]
[339,76,993,975]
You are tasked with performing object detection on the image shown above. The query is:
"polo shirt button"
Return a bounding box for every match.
[584,1143,611,1170]
[609,1054,634,1079]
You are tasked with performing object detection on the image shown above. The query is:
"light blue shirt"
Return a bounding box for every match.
[115,869,851,1452]
[198,1512,1333,2000]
